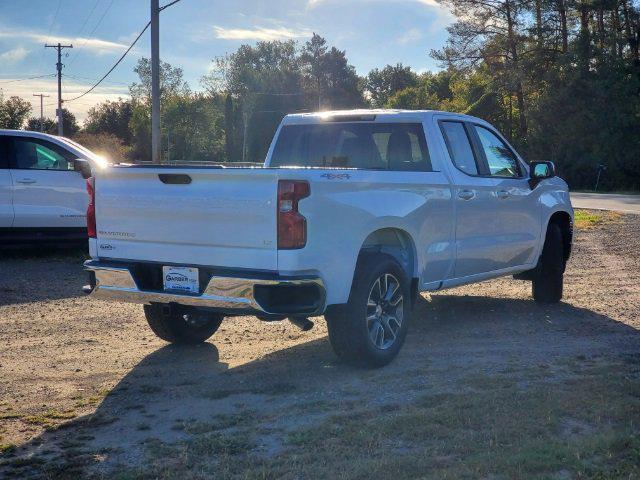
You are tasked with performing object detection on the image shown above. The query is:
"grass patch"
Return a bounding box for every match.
[43,409,77,420]
[204,382,297,401]
[139,384,162,394]
[574,209,622,230]
[105,359,640,480]
[274,361,640,479]
[0,413,21,420]
[574,189,639,195]
[72,388,111,408]
[21,409,77,430]
[174,411,257,435]
[0,443,16,455]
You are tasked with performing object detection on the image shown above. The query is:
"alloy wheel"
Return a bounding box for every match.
[366,273,404,350]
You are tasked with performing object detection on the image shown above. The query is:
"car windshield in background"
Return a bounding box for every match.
[271,122,432,171]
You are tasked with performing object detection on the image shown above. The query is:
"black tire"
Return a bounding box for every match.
[532,223,565,303]
[143,304,223,344]
[325,254,411,367]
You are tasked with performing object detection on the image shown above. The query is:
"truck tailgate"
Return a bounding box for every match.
[94,167,279,270]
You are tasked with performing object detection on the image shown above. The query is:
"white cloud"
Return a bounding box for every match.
[307,0,454,34]
[0,47,29,63]
[213,26,312,41]
[396,28,423,44]
[0,30,127,54]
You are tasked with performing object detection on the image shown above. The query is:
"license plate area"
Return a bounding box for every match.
[162,266,200,294]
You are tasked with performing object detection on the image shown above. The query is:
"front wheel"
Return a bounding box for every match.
[143,304,224,344]
[325,254,411,367]
[532,223,565,303]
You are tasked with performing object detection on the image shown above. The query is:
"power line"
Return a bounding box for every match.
[63,73,129,86]
[85,0,115,40]
[63,21,150,103]
[45,0,62,42]
[0,74,56,84]
[160,0,184,11]
[75,0,102,37]
[67,0,114,68]
[37,0,62,70]
[253,92,306,96]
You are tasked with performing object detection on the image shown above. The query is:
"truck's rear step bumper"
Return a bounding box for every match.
[84,260,325,316]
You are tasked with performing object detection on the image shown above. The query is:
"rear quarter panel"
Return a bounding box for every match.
[277,169,454,305]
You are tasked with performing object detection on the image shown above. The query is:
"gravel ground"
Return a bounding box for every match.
[0,212,638,479]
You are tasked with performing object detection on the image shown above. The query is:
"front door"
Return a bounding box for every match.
[468,123,541,267]
[8,136,87,229]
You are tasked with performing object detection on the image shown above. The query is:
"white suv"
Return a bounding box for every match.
[0,129,104,243]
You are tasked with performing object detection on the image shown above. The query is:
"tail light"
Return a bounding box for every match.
[86,177,96,238]
[277,180,310,249]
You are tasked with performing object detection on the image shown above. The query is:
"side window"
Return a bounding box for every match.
[440,121,478,175]
[12,138,74,171]
[374,124,432,172]
[0,138,9,169]
[474,126,521,178]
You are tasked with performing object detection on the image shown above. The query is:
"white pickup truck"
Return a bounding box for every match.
[84,109,573,367]
[1,130,102,243]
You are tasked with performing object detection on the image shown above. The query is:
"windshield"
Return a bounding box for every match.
[270,122,432,171]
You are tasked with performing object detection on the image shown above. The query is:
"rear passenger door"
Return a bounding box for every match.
[438,119,501,278]
[0,137,14,227]
[9,137,87,229]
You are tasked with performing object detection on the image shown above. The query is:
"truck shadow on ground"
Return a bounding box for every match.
[3,293,639,478]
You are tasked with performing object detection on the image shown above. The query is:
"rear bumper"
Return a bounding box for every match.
[83,260,326,316]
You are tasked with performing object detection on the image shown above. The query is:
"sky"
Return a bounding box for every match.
[0,0,454,124]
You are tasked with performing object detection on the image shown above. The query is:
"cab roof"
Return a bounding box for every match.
[282,109,481,125]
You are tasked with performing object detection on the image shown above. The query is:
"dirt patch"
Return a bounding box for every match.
[1,215,639,479]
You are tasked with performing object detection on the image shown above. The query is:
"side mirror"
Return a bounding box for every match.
[74,158,92,179]
[529,161,556,188]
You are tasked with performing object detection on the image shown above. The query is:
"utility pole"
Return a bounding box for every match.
[45,43,73,136]
[32,94,50,132]
[151,0,161,163]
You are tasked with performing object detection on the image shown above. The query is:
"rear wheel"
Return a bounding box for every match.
[143,304,223,344]
[325,254,411,367]
[532,223,565,303]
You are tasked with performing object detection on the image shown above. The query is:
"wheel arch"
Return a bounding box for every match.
[359,227,417,277]
[546,210,573,263]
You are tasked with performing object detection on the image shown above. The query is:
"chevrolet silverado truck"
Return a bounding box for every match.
[83,110,573,367]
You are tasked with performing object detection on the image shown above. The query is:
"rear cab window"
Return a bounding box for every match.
[270,122,432,172]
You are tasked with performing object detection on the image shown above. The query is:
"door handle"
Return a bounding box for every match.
[16,179,36,184]
[458,189,475,201]
[496,190,510,199]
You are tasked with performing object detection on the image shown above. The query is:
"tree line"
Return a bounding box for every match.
[1,5,638,191]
